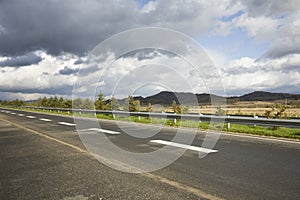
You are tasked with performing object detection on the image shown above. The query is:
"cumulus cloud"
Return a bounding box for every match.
[232,0,300,58]
[0,52,43,67]
[0,52,77,97]
[222,54,300,94]
[0,0,299,100]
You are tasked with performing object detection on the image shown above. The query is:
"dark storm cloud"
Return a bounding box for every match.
[58,66,79,75]
[0,52,43,67]
[0,0,233,58]
[0,0,139,57]
[0,85,74,95]
[263,42,300,58]
[74,58,84,65]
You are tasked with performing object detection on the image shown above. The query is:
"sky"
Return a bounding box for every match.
[0,0,299,100]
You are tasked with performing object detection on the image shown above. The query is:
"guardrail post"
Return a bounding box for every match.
[79,109,81,115]
[174,118,177,124]
[253,114,258,127]
[227,115,230,129]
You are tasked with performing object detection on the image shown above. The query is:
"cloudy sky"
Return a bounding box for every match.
[0,0,299,100]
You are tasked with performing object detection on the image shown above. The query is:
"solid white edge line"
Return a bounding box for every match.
[221,132,300,144]
[150,139,218,153]
[39,118,52,122]
[58,121,75,126]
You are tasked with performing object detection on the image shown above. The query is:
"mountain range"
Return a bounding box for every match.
[121,91,300,106]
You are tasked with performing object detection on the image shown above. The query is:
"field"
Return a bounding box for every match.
[188,101,300,118]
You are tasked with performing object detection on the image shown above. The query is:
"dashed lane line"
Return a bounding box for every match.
[57,121,76,126]
[39,118,52,122]
[79,128,121,135]
[26,115,36,119]
[150,139,218,154]
[18,114,25,116]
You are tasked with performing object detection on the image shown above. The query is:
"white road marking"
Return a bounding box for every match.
[18,114,25,116]
[81,128,121,135]
[11,112,16,114]
[150,139,218,154]
[26,115,36,119]
[39,118,52,122]
[58,122,75,126]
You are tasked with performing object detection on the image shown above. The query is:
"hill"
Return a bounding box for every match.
[124,91,300,106]
[233,91,300,101]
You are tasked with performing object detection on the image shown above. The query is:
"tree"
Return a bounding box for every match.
[146,102,153,112]
[48,96,54,107]
[110,96,119,110]
[127,96,138,112]
[215,106,225,116]
[134,100,140,112]
[265,103,287,119]
[95,93,107,110]
[73,98,83,109]
[40,97,48,107]
[62,99,72,108]
[81,98,94,109]
[58,97,64,108]
[172,100,181,114]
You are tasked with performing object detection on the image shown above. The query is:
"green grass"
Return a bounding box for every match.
[226,124,300,139]
[2,106,300,140]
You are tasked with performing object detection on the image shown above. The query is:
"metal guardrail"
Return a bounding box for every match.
[15,106,300,129]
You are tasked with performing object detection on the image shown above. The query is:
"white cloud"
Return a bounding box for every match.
[234,14,280,42]
[222,54,300,94]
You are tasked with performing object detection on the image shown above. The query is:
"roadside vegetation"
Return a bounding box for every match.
[1,93,300,140]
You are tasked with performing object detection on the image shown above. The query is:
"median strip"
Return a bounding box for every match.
[58,122,76,126]
[150,139,218,153]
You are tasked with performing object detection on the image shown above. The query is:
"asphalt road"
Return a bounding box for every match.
[0,108,299,200]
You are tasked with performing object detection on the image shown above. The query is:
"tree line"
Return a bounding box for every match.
[0,94,190,114]
[0,93,143,111]
[0,99,25,107]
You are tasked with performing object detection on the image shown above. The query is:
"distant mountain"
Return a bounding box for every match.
[230,91,300,101]
[119,91,225,106]
[121,91,300,106]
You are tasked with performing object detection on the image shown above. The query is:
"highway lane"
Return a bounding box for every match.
[1,108,300,199]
